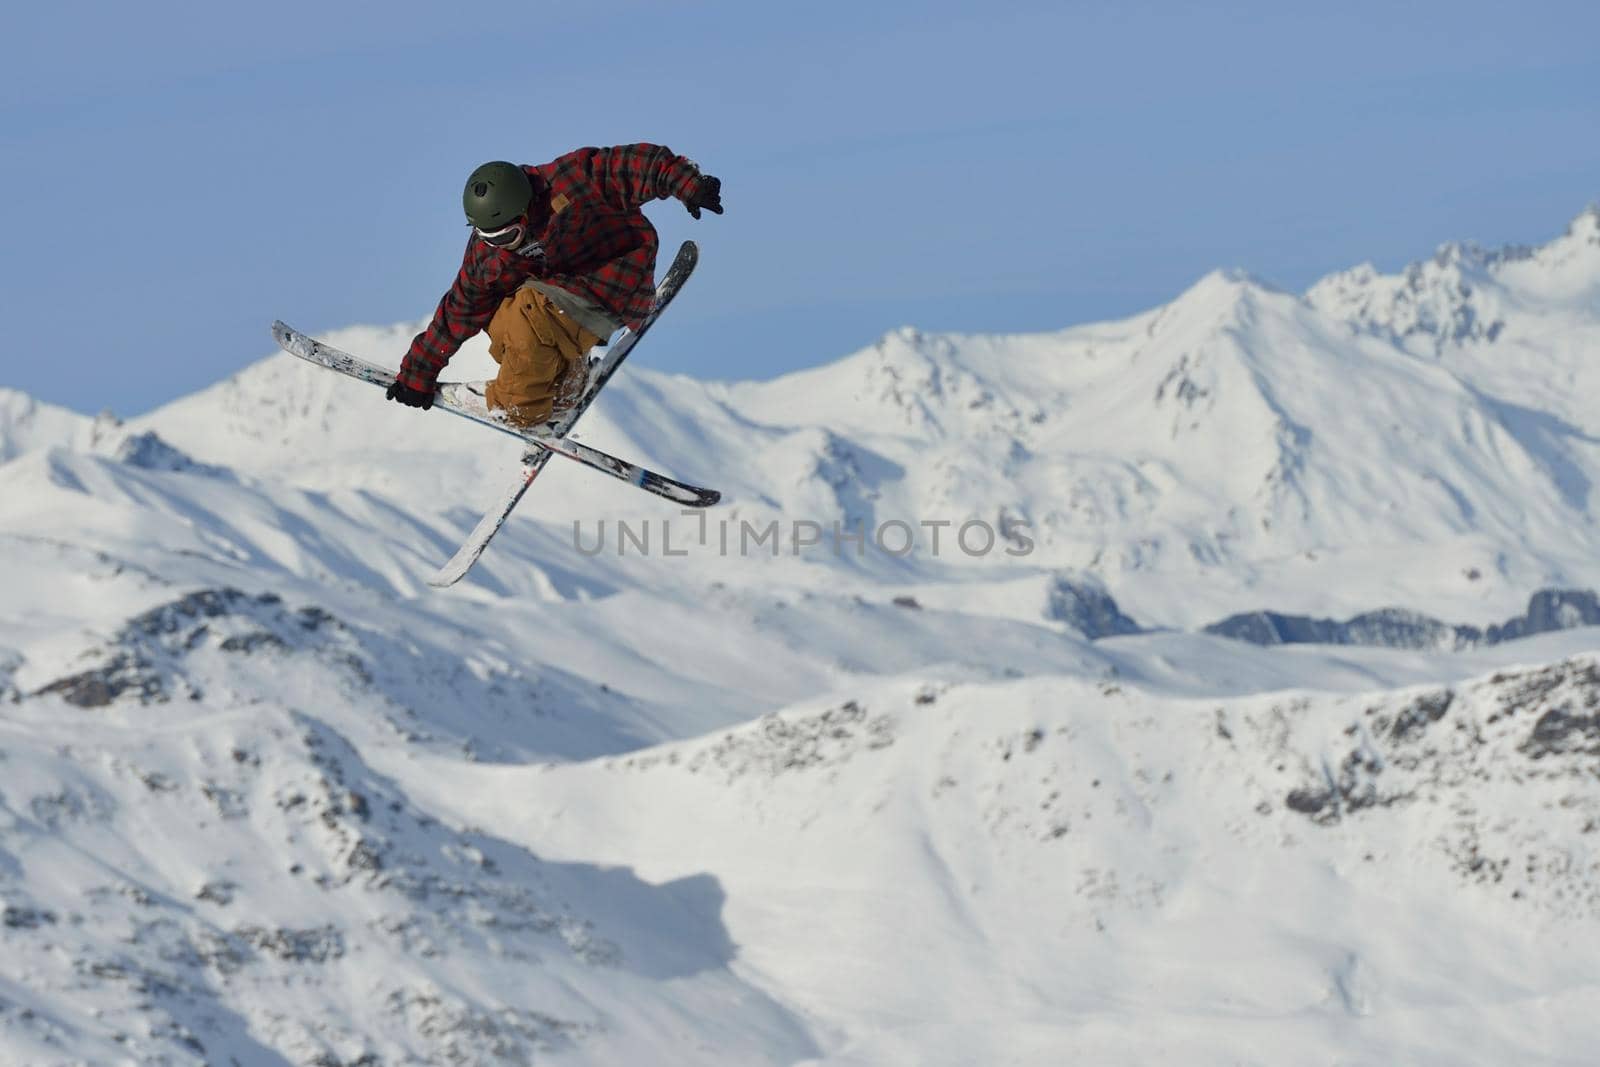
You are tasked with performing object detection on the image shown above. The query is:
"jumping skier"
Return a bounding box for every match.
[385,144,723,427]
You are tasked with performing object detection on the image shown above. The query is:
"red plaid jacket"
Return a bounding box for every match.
[397,144,703,391]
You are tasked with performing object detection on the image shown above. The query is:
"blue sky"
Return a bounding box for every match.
[4,0,1597,416]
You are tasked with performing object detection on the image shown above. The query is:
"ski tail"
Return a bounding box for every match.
[427,450,551,588]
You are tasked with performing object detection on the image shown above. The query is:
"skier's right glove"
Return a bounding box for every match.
[386,380,434,410]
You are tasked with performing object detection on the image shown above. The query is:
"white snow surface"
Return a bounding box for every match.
[0,389,101,464]
[1,208,1599,1065]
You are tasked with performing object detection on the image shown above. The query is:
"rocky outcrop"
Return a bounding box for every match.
[1204,589,1600,650]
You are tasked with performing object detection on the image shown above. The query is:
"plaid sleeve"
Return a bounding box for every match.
[580,144,702,213]
[399,240,514,391]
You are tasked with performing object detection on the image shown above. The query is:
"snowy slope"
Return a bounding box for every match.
[1,207,1599,1065]
[433,655,1600,1066]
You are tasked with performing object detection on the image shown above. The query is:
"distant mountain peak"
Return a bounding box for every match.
[0,388,98,463]
[1569,202,1600,235]
[1544,202,1600,262]
[1140,269,1278,350]
[1177,267,1276,302]
[1304,204,1600,354]
[1306,243,1507,355]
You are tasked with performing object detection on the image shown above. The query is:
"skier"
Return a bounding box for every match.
[385,144,723,427]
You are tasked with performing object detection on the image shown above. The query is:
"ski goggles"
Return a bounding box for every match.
[474,220,527,248]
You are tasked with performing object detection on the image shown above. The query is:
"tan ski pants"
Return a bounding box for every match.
[484,286,603,427]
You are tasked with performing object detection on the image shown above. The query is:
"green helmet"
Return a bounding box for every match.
[462,161,532,229]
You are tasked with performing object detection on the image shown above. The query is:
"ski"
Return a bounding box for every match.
[427,381,717,507]
[271,240,704,585]
[271,321,718,506]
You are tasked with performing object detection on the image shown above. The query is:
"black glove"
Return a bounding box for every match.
[685,174,723,219]
[386,380,434,410]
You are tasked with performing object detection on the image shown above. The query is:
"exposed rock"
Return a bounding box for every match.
[1487,589,1600,644]
[1521,707,1600,760]
[385,986,593,1065]
[235,924,346,964]
[2,903,58,930]
[1205,587,1600,650]
[113,432,227,478]
[1045,573,1143,639]
[31,589,305,708]
[1267,657,1600,915]
[627,699,896,782]
[194,881,237,907]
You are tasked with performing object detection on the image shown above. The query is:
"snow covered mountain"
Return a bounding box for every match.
[0,389,102,464]
[110,205,1600,630]
[2,207,1599,1065]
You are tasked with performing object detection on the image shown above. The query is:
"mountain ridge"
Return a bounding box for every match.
[3,205,1600,1063]
[2,205,1595,631]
